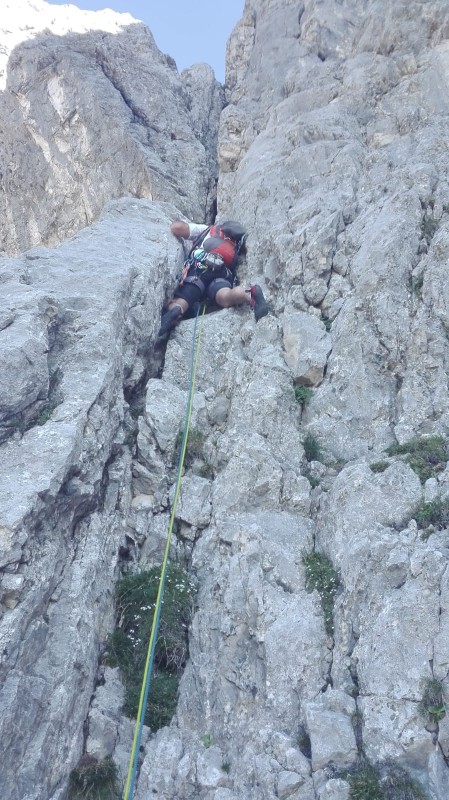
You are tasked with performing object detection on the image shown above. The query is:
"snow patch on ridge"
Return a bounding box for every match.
[0,0,139,89]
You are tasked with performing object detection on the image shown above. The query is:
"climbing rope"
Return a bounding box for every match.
[122,305,206,800]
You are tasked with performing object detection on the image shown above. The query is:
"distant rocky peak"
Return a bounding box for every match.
[1,0,140,90]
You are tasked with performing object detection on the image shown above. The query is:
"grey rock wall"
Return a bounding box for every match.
[0,198,182,800]
[2,1,449,799]
[134,0,449,797]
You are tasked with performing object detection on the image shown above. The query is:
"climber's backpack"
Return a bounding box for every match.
[187,221,247,274]
[176,221,248,320]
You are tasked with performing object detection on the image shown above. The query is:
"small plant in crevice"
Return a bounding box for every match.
[413,498,449,532]
[385,436,447,483]
[68,755,120,800]
[370,461,389,474]
[321,314,332,332]
[103,564,195,732]
[38,399,60,426]
[202,733,213,748]
[304,471,320,489]
[382,764,426,800]
[418,677,446,723]
[294,384,313,409]
[173,427,206,468]
[221,761,231,773]
[302,551,339,635]
[303,432,323,463]
[346,758,427,800]
[347,759,384,800]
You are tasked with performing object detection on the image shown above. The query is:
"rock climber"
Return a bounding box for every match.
[158,218,269,336]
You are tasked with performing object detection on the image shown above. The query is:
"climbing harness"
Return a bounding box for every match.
[170,223,248,325]
[178,222,247,286]
[122,305,206,800]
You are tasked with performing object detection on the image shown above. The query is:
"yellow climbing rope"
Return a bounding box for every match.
[122,306,206,800]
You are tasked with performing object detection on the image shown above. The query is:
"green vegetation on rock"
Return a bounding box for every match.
[104,564,195,731]
[68,756,119,800]
[370,461,389,474]
[385,436,446,483]
[414,498,449,531]
[419,677,446,723]
[303,432,323,463]
[348,759,426,800]
[348,761,384,800]
[302,551,339,635]
[294,385,313,409]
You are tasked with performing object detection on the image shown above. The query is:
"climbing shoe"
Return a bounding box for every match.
[158,305,183,336]
[250,285,269,322]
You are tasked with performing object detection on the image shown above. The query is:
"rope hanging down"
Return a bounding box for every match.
[122,305,206,800]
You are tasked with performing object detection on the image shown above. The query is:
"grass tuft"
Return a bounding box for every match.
[68,755,119,800]
[347,759,426,800]
[386,436,447,483]
[103,564,195,731]
[418,677,446,723]
[294,385,313,409]
[302,552,339,635]
[414,498,449,531]
[303,432,323,463]
[370,461,389,474]
[173,427,207,469]
[348,760,384,800]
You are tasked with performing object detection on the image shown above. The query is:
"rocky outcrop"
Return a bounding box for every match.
[219,0,449,458]
[2,1,449,799]
[0,0,224,255]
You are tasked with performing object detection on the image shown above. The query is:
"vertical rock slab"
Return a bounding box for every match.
[0,199,179,800]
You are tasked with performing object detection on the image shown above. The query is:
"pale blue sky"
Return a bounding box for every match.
[45,0,245,83]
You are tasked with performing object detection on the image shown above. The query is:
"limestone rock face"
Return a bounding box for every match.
[0,0,224,255]
[2,1,449,800]
[282,310,332,386]
[0,198,181,800]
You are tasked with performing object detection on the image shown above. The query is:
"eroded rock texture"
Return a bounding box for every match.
[0,0,224,254]
[2,1,449,799]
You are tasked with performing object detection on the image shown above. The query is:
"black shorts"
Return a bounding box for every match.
[174,265,233,305]
[173,281,203,306]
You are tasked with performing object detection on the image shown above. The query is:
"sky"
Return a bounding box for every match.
[45,0,245,83]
